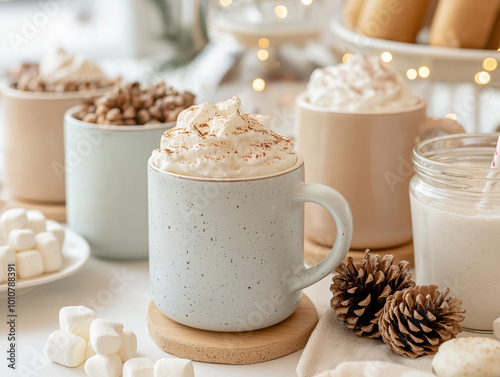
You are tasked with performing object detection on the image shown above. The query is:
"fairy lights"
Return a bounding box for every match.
[252,78,266,91]
[274,5,288,18]
[258,38,270,48]
[483,58,498,71]
[406,69,417,80]
[342,53,353,63]
[475,71,491,85]
[257,49,269,61]
[418,66,430,78]
[381,51,392,63]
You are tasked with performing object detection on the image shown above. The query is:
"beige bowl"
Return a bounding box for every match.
[1,85,113,204]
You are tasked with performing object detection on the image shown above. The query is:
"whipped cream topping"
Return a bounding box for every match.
[152,97,297,178]
[307,55,419,112]
[39,47,107,84]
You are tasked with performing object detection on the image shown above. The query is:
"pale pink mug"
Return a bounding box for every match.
[296,92,464,250]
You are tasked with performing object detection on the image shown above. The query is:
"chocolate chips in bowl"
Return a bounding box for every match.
[72,82,195,126]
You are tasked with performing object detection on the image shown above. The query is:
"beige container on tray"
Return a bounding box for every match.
[356,0,430,43]
[430,0,500,49]
[487,9,500,49]
[296,92,464,250]
[343,0,365,27]
[1,85,112,203]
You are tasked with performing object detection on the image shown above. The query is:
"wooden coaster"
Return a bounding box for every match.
[147,294,318,365]
[305,237,414,266]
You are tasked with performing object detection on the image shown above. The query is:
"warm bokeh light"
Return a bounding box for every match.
[257,49,269,61]
[418,66,430,78]
[342,53,353,63]
[274,5,288,18]
[301,0,313,4]
[272,59,280,69]
[219,0,232,6]
[258,37,270,49]
[406,68,417,80]
[446,113,457,121]
[252,78,266,91]
[380,51,392,63]
[475,71,491,85]
[483,57,498,71]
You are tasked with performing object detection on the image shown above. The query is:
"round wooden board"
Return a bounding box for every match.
[304,237,414,267]
[148,294,318,365]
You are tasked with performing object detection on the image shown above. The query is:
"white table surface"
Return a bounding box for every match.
[0,254,334,377]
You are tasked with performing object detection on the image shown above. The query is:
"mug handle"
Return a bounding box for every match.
[419,117,465,140]
[289,183,353,292]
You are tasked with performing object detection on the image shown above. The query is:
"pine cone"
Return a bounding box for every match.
[379,285,466,358]
[330,251,415,338]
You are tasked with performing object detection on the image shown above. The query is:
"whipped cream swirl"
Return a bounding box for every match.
[151,97,297,178]
[307,55,419,112]
[39,47,107,84]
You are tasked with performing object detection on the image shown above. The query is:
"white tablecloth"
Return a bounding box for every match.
[0,256,334,377]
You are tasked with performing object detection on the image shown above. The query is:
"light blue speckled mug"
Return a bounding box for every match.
[148,154,353,331]
[65,107,174,260]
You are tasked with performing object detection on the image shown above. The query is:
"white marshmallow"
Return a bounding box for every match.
[117,329,137,362]
[0,246,15,283]
[432,337,500,377]
[26,210,46,234]
[89,319,123,355]
[59,306,96,341]
[494,317,500,340]
[8,229,35,251]
[0,208,27,233]
[84,354,122,377]
[16,250,44,279]
[35,232,62,273]
[87,342,97,359]
[154,358,195,377]
[123,357,154,377]
[45,330,86,367]
[46,221,65,249]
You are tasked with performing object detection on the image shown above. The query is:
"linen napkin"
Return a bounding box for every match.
[296,310,433,377]
[313,361,435,377]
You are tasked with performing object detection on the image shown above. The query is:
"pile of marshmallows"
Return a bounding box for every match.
[46,306,194,377]
[0,208,65,281]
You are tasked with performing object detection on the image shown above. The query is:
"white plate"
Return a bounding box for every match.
[0,221,90,296]
[331,20,500,85]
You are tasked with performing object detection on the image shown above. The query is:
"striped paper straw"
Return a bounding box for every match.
[491,136,500,169]
[482,135,500,201]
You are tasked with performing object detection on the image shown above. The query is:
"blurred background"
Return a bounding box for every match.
[1,0,500,147]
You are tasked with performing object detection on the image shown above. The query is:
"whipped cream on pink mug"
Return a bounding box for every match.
[307,54,419,112]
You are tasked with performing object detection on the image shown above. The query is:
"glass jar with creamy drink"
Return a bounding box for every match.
[410,133,500,332]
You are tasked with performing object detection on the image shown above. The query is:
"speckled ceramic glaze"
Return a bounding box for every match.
[148,155,353,332]
[65,108,174,260]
